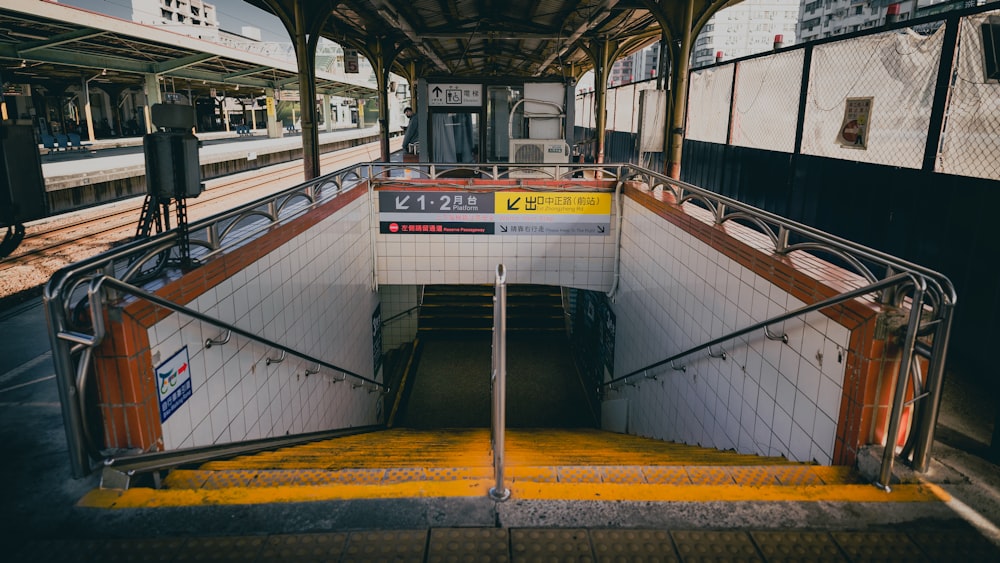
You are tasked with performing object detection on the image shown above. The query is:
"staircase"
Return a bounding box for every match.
[418,284,564,338]
[79,428,941,509]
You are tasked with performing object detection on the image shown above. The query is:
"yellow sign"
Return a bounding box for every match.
[266,96,276,118]
[497,192,612,215]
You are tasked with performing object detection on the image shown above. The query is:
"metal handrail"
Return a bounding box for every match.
[88,275,387,391]
[44,165,370,478]
[601,272,914,389]
[609,165,956,485]
[101,425,385,490]
[489,263,510,501]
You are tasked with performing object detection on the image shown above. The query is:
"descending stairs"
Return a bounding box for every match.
[79,428,945,508]
[418,284,564,338]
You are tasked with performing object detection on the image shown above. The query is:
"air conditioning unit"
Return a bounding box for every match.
[509,139,569,163]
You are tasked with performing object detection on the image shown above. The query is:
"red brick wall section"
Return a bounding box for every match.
[91,185,367,452]
[625,182,915,467]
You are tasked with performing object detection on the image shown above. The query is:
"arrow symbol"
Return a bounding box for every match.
[597,225,605,233]
[507,197,521,211]
[432,86,443,96]
[395,195,410,210]
[500,225,508,233]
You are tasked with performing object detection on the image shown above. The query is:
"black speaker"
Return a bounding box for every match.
[143,131,202,199]
[0,124,47,225]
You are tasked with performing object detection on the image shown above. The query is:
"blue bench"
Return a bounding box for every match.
[236,124,253,136]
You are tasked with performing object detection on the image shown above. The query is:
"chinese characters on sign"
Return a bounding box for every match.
[837,97,873,150]
[378,191,612,236]
[427,84,483,107]
[156,346,193,423]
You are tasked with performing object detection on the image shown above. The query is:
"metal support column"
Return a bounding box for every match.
[666,0,694,179]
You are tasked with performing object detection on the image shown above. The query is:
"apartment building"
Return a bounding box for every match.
[691,0,800,68]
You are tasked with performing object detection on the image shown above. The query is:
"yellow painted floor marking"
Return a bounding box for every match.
[78,480,495,509]
[510,482,950,503]
[78,481,949,509]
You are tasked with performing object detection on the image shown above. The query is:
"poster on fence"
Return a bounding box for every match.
[837,97,872,150]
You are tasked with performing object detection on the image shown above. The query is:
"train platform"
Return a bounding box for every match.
[36,125,385,212]
[1,145,998,561]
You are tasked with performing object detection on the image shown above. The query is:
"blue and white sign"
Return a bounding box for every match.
[156,346,193,423]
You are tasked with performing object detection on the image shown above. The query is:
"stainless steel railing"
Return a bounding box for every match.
[44,164,372,478]
[605,166,955,488]
[489,264,511,501]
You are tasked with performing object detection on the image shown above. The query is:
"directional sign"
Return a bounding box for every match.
[497,192,612,214]
[379,191,494,213]
[378,190,610,236]
[428,83,483,107]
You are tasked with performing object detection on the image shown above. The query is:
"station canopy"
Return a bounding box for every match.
[251,0,732,79]
[0,1,374,99]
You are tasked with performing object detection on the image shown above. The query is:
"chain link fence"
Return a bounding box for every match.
[731,50,804,153]
[686,64,735,144]
[938,9,1000,180]
[802,26,944,168]
[574,5,998,181]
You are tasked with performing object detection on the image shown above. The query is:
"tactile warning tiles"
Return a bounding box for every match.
[829,531,926,561]
[600,466,646,484]
[591,529,680,562]
[729,467,780,487]
[342,530,426,562]
[671,530,763,562]
[173,536,266,561]
[511,528,593,562]
[751,531,847,562]
[685,466,735,486]
[247,469,379,487]
[428,528,509,562]
[558,466,604,483]
[256,533,347,563]
[906,529,1000,561]
[769,466,824,486]
[198,470,260,489]
[644,466,693,485]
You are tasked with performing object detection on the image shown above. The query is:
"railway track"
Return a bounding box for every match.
[0,139,393,302]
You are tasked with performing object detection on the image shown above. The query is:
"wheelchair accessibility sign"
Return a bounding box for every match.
[156,346,193,423]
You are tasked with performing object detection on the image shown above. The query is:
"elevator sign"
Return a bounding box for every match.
[428,83,483,107]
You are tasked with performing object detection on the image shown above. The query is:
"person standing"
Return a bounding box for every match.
[402,106,418,154]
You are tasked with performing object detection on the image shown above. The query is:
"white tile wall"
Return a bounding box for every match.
[373,194,618,290]
[379,285,420,351]
[152,196,381,450]
[608,198,851,464]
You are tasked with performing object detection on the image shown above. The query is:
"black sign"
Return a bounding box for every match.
[379,191,494,214]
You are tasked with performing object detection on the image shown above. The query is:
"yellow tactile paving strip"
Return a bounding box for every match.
[14,527,1000,562]
[79,428,939,508]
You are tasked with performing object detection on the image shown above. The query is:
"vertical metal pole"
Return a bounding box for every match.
[912,302,954,471]
[489,264,510,501]
[666,0,694,179]
[44,295,90,478]
[921,15,959,172]
[876,279,926,491]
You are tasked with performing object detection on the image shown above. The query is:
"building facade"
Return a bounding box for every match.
[692,0,800,68]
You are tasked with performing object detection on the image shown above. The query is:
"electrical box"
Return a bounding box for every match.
[0,124,47,225]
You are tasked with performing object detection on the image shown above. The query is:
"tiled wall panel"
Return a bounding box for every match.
[373,192,618,291]
[379,285,421,351]
[149,196,380,450]
[610,198,851,464]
